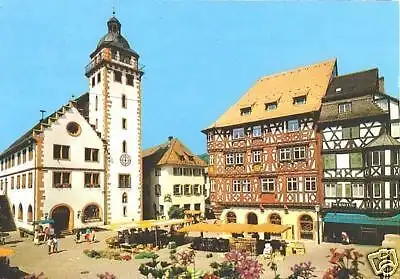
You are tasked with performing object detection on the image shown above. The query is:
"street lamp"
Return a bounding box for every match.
[315,205,321,245]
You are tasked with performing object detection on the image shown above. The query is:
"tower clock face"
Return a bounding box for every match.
[120,153,131,167]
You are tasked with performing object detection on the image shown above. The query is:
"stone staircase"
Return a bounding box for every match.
[0,195,16,232]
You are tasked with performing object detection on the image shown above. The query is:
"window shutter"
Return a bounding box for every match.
[336,184,343,197]
[342,128,350,139]
[351,126,360,138]
[345,183,351,197]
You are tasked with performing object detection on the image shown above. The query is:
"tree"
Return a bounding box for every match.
[168,206,185,219]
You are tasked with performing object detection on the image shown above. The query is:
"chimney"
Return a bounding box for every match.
[379,77,385,93]
[168,136,173,142]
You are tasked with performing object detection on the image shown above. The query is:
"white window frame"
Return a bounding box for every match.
[207,132,214,142]
[373,182,382,198]
[210,180,215,192]
[193,184,201,195]
[338,102,352,113]
[173,184,182,196]
[371,151,381,166]
[209,155,214,165]
[252,126,262,137]
[235,153,244,165]
[325,183,336,197]
[253,150,262,163]
[287,177,298,192]
[352,183,364,198]
[233,180,241,192]
[287,120,299,132]
[280,148,291,161]
[232,128,245,139]
[242,180,251,192]
[305,177,316,192]
[293,146,306,160]
[265,102,277,111]
[261,178,275,193]
[393,182,400,198]
[226,154,235,165]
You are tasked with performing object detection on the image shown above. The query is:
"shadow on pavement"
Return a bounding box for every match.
[0,264,28,279]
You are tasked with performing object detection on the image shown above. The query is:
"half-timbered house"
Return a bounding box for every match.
[203,59,337,241]
[319,68,400,245]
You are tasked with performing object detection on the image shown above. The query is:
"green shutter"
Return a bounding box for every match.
[342,128,351,139]
[351,126,360,138]
[350,153,363,168]
[345,183,351,197]
[323,154,336,169]
[336,184,343,197]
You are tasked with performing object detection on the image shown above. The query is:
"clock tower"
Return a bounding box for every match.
[85,14,143,223]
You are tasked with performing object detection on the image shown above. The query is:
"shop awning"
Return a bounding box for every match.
[324,213,400,227]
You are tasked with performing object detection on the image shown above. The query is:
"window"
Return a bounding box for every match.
[122,118,127,129]
[203,184,207,196]
[66,122,81,137]
[84,173,100,188]
[11,177,14,190]
[371,151,382,166]
[207,132,214,142]
[373,182,381,198]
[173,184,182,196]
[91,76,95,87]
[0,180,2,191]
[253,150,262,163]
[173,168,183,176]
[193,168,202,176]
[27,205,33,223]
[261,178,275,192]
[114,71,122,82]
[122,94,127,108]
[305,177,316,191]
[235,153,244,164]
[232,128,245,139]
[293,96,306,105]
[126,74,134,86]
[350,153,363,168]
[28,172,33,188]
[159,205,164,215]
[17,175,20,189]
[233,180,241,192]
[265,102,277,111]
[184,184,192,195]
[210,180,215,192]
[85,148,99,162]
[293,146,306,160]
[118,174,131,188]
[252,126,262,137]
[123,206,127,217]
[342,126,360,139]
[323,154,336,169]
[352,183,364,198]
[391,182,400,198]
[287,178,298,192]
[28,146,33,161]
[17,153,21,165]
[155,184,161,196]
[270,213,281,225]
[22,150,27,163]
[53,145,70,160]
[226,154,235,165]
[300,215,314,240]
[155,168,161,176]
[53,172,71,188]
[325,183,336,197]
[392,150,399,165]
[193,184,201,195]
[240,107,252,116]
[287,120,299,132]
[194,203,201,211]
[183,168,190,176]
[242,180,251,192]
[22,174,26,189]
[95,96,98,111]
[280,148,291,161]
[184,204,191,210]
[122,141,127,153]
[339,102,352,113]
[209,155,214,165]
[97,72,101,83]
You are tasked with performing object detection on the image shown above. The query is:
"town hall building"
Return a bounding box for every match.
[0,14,143,233]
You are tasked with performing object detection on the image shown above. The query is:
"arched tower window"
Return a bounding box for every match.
[122,94,127,108]
[122,141,127,153]
[18,203,23,221]
[122,192,128,203]
[27,205,33,222]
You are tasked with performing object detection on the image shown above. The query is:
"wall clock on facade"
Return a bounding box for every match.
[120,153,131,166]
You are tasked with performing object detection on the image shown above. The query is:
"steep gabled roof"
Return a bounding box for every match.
[366,133,400,148]
[204,59,336,130]
[0,93,93,159]
[142,138,206,167]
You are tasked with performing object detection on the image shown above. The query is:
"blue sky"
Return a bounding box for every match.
[0,1,398,154]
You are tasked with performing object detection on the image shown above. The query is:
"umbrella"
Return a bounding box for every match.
[247,224,291,234]
[0,248,14,257]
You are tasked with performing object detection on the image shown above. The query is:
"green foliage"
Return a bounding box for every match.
[134,251,158,260]
[168,206,185,219]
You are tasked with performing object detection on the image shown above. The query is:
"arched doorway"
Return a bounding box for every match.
[226,211,237,223]
[27,205,33,222]
[269,213,281,225]
[51,205,71,233]
[82,204,101,223]
[247,212,258,224]
[12,205,15,217]
[299,215,314,240]
[18,203,23,221]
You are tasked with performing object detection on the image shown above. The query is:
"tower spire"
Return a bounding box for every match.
[112,6,115,16]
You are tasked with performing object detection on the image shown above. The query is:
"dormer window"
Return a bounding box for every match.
[293,96,306,105]
[339,102,352,113]
[240,107,252,116]
[265,102,277,111]
[335,88,342,93]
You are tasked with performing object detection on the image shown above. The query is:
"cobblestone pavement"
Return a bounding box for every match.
[0,231,386,278]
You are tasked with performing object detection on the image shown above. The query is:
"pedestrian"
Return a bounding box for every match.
[46,237,52,255]
[91,229,96,243]
[44,226,49,241]
[53,237,58,253]
[75,229,81,244]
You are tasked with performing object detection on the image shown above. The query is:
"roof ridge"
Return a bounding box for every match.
[335,67,378,78]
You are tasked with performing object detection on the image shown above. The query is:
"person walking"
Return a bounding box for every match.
[53,237,58,253]
[46,237,52,255]
[75,229,81,244]
[91,229,96,243]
